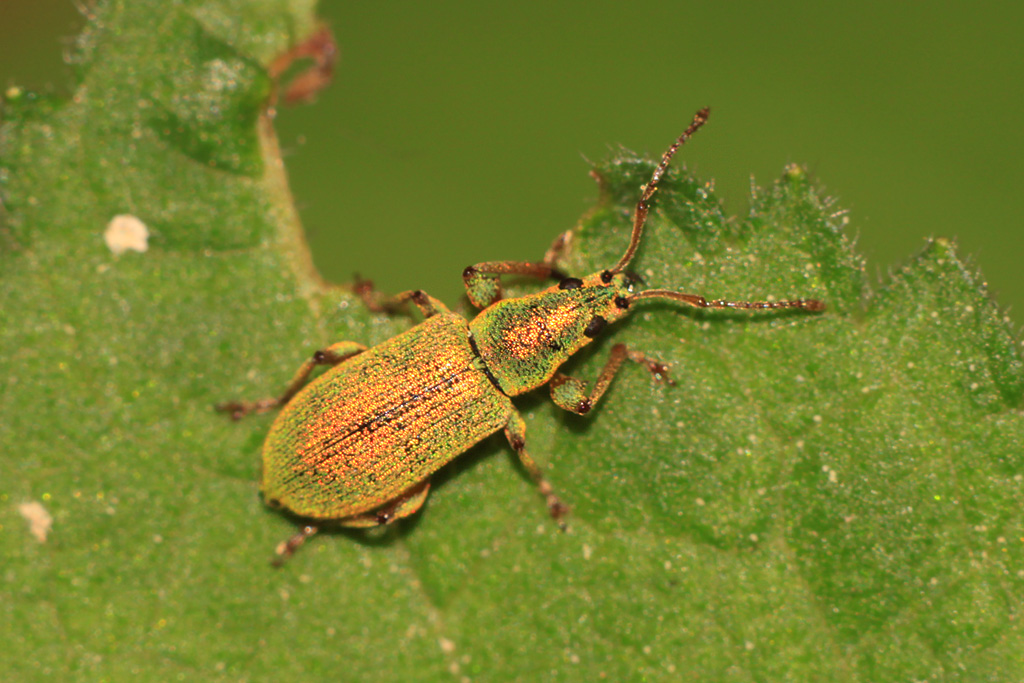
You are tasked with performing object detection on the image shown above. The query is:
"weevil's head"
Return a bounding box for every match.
[467,109,715,397]
[467,108,823,397]
[548,268,641,325]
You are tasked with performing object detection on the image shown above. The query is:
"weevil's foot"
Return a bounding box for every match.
[215,401,249,421]
[267,25,338,106]
[629,352,675,386]
[541,230,573,267]
[215,398,279,420]
[271,525,319,567]
[645,360,675,386]
[352,273,374,298]
[353,275,402,314]
[548,499,571,531]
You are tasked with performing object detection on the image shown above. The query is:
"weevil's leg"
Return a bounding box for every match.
[463,261,568,309]
[267,25,338,106]
[540,230,572,267]
[271,525,319,567]
[505,411,570,529]
[216,340,366,420]
[462,230,574,308]
[270,482,431,565]
[337,480,432,528]
[354,278,450,319]
[549,343,673,416]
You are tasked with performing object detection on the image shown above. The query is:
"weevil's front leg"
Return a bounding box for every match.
[462,231,572,308]
[463,262,565,309]
[505,411,570,529]
[549,343,673,416]
[353,279,450,319]
[216,340,367,420]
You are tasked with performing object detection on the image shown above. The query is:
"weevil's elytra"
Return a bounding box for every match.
[218,107,825,563]
[260,311,512,520]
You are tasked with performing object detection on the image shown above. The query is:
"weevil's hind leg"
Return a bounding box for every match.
[549,343,673,416]
[337,480,432,528]
[505,411,570,529]
[353,279,450,319]
[271,525,319,567]
[462,231,572,309]
[216,340,367,420]
[270,482,432,566]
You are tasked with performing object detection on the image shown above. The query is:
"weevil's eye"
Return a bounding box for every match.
[558,277,583,290]
[614,296,630,310]
[584,315,607,338]
[600,270,613,284]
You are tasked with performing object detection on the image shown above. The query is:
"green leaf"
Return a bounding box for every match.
[2,2,1021,680]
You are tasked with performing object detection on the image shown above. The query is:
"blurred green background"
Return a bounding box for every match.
[3,1,1023,314]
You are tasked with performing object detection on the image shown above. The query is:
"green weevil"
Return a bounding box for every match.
[219,108,824,563]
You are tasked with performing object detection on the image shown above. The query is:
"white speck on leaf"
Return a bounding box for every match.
[104,214,149,254]
[19,501,52,543]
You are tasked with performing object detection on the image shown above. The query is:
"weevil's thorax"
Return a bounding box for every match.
[468,271,634,396]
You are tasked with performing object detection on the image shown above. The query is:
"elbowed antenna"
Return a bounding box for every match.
[608,107,711,276]
[633,289,825,312]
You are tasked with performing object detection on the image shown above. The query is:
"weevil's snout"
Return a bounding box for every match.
[621,270,643,288]
[592,269,636,292]
[574,270,636,326]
